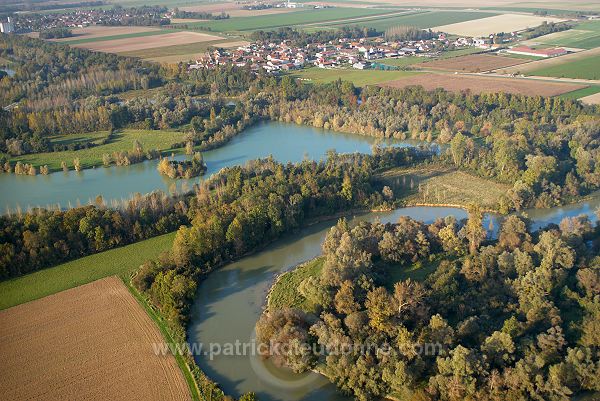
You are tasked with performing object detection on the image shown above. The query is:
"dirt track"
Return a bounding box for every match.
[0,277,191,401]
[381,73,586,96]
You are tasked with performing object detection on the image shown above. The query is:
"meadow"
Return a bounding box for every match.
[0,232,176,310]
[376,164,511,211]
[8,129,188,172]
[290,67,416,86]
[179,7,391,32]
[529,54,600,80]
[268,257,324,313]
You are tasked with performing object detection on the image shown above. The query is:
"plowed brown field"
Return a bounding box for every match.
[0,276,191,401]
[381,73,586,97]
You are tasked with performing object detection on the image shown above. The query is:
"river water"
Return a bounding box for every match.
[187,198,600,401]
[0,122,419,212]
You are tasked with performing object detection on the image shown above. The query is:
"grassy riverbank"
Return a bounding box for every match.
[6,129,188,172]
[0,232,176,310]
[267,254,444,314]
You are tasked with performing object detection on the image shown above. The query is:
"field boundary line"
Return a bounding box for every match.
[125,277,204,401]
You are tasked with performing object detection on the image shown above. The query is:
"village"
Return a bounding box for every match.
[188,32,558,73]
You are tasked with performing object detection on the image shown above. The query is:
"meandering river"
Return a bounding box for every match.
[0,122,421,212]
[187,199,600,401]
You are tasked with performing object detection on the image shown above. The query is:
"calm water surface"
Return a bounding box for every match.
[0,122,417,212]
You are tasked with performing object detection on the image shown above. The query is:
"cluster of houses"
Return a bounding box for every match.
[189,34,494,73]
[10,7,167,32]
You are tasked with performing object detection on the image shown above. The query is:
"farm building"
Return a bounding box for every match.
[506,46,567,58]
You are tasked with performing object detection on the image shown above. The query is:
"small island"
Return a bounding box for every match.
[157,152,207,179]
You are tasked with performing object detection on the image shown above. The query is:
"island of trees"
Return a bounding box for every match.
[157,152,207,179]
[258,212,600,401]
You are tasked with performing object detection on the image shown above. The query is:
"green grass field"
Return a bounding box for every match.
[268,258,324,313]
[529,54,600,80]
[180,7,391,32]
[0,232,176,310]
[121,39,229,59]
[318,10,496,31]
[8,129,188,172]
[558,85,600,100]
[290,67,417,86]
[62,29,177,45]
[527,21,600,49]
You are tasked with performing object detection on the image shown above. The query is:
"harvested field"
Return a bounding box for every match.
[381,73,586,97]
[73,31,223,53]
[421,53,527,72]
[0,277,191,401]
[179,2,300,17]
[432,13,566,36]
[581,92,600,105]
[52,25,160,42]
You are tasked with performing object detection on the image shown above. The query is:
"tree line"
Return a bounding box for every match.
[258,210,600,400]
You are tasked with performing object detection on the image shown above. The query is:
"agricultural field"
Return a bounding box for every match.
[179,7,391,32]
[420,53,527,73]
[0,277,191,401]
[500,47,600,74]
[320,10,496,31]
[376,164,511,211]
[528,54,600,80]
[558,85,600,101]
[181,2,303,18]
[52,25,162,43]
[72,31,224,53]
[8,129,188,172]
[63,28,178,45]
[0,232,176,310]
[122,39,248,62]
[524,28,600,50]
[290,67,417,86]
[580,91,600,105]
[381,73,587,97]
[432,13,566,37]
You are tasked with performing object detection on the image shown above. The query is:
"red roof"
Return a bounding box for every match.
[510,46,566,56]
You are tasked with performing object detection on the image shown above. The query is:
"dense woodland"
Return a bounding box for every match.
[0,191,188,279]
[257,212,600,400]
